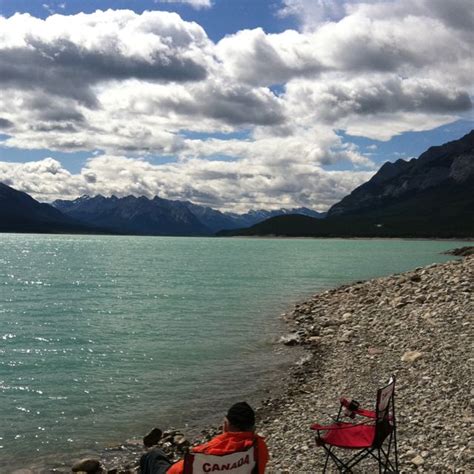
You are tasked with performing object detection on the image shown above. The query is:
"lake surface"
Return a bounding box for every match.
[0,234,465,471]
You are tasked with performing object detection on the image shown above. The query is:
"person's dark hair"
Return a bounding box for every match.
[226,402,255,431]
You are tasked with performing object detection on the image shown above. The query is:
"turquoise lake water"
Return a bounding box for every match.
[0,234,466,471]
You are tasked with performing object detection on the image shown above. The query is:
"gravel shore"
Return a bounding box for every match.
[74,253,473,473]
[260,253,473,473]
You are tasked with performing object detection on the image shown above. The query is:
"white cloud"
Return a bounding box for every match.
[155,0,213,9]
[0,2,472,210]
[277,0,347,30]
[0,133,374,212]
[282,76,470,140]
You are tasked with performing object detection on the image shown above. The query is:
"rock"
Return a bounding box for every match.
[320,319,343,327]
[401,351,423,363]
[443,246,474,256]
[367,347,383,355]
[143,427,163,447]
[339,330,353,342]
[280,333,301,346]
[173,434,190,447]
[71,458,102,473]
[411,455,425,466]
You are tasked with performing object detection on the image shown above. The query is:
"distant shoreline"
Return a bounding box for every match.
[1,230,473,241]
[218,234,474,242]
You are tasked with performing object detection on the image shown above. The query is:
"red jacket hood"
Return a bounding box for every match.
[192,431,260,455]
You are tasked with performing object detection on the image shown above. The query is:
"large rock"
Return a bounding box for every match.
[71,458,102,473]
[143,427,163,447]
[280,333,301,346]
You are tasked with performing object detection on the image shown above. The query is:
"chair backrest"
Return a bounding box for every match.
[183,444,257,474]
[373,376,395,447]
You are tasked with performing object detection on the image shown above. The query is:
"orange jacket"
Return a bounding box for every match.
[167,431,269,474]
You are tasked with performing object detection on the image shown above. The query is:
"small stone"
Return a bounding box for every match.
[280,333,301,346]
[71,458,102,473]
[173,434,190,447]
[401,350,423,363]
[411,455,424,466]
[339,330,353,342]
[367,347,383,355]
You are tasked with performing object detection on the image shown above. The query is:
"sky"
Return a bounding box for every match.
[0,0,472,212]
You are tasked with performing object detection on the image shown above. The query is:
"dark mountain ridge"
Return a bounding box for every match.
[328,130,474,217]
[53,195,324,236]
[53,194,210,236]
[220,130,474,238]
[0,183,99,234]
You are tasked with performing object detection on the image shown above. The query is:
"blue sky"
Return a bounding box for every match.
[0,0,472,210]
[0,0,298,41]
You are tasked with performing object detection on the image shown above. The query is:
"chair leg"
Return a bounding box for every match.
[375,439,401,474]
[381,434,392,473]
[393,426,399,473]
[321,404,345,473]
[324,447,352,473]
[392,392,399,473]
[323,445,332,473]
[345,448,373,471]
[382,426,399,472]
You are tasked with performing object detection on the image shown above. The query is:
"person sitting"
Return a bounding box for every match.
[140,402,269,474]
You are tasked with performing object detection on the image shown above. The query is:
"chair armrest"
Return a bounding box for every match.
[354,408,377,419]
[340,398,376,419]
[311,420,373,431]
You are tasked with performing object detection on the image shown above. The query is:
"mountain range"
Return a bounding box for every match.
[52,195,323,235]
[1,130,472,237]
[0,182,323,236]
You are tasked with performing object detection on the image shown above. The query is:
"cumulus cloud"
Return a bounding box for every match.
[0,118,14,129]
[0,2,472,210]
[216,28,324,87]
[155,0,213,9]
[0,125,374,212]
[282,76,471,139]
[0,10,210,106]
[0,153,374,212]
[220,3,472,85]
[277,0,347,30]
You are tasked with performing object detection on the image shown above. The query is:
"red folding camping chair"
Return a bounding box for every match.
[183,442,258,474]
[311,376,399,473]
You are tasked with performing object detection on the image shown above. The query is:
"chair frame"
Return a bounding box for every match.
[312,376,399,473]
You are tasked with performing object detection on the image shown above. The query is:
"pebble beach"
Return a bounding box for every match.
[71,251,473,473]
